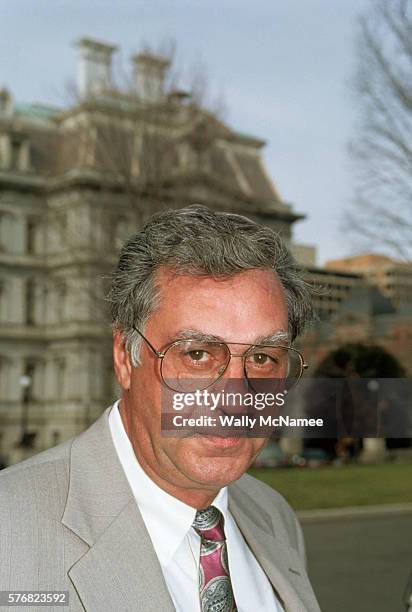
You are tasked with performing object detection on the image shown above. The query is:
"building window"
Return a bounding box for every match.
[0,279,6,321]
[0,357,9,400]
[59,211,67,235]
[0,211,16,252]
[25,278,36,326]
[10,139,21,170]
[26,218,38,254]
[23,361,36,402]
[0,213,4,252]
[55,358,66,399]
[109,215,130,251]
[57,281,67,322]
[8,136,30,172]
[52,431,61,446]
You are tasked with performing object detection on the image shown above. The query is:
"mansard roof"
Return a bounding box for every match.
[0,89,304,226]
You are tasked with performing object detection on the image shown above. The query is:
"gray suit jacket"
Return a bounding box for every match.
[0,406,321,612]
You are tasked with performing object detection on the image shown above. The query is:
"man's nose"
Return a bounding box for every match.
[222,354,245,380]
[216,355,250,414]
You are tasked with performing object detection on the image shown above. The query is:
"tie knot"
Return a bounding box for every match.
[192,506,226,542]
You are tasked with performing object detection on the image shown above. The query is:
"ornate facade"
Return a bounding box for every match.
[0,38,303,465]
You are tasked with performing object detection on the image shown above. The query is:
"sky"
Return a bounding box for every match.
[0,0,371,264]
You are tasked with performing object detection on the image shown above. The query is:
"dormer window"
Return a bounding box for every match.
[11,139,21,169]
[10,136,30,172]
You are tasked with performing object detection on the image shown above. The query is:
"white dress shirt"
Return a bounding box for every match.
[108,401,283,612]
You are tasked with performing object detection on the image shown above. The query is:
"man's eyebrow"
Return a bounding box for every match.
[171,329,227,343]
[255,331,290,345]
[169,329,290,345]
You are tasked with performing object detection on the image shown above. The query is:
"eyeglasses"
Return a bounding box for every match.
[133,327,308,392]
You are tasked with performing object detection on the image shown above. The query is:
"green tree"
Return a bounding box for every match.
[314,343,405,378]
[306,344,406,457]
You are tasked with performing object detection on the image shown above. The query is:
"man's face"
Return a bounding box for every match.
[113,267,289,504]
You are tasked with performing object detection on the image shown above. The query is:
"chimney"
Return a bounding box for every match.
[75,37,117,98]
[132,52,170,103]
[0,88,13,116]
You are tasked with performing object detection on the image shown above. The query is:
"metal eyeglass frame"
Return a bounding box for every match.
[133,326,309,392]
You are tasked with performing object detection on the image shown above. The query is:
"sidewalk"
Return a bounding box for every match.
[298,502,412,523]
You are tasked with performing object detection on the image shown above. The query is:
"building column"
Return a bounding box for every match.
[279,437,303,456]
[359,438,386,463]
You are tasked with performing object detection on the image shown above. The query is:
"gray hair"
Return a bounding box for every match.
[107,205,315,365]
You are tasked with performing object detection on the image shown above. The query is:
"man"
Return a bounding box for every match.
[0,206,321,611]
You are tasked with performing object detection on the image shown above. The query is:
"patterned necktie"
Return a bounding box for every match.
[192,506,238,612]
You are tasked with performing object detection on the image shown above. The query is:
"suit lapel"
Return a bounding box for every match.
[228,483,320,612]
[67,500,175,612]
[62,405,319,611]
[62,406,175,612]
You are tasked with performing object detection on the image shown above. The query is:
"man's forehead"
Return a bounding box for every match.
[167,328,290,345]
[147,266,289,344]
[156,266,283,291]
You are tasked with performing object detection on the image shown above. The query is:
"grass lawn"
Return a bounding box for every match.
[248,463,412,511]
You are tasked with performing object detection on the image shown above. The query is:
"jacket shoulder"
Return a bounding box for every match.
[0,438,90,596]
[232,472,306,564]
[0,439,73,519]
[234,471,294,516]
[1,437,73,475]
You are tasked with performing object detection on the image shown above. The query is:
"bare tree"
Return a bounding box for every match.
[345,0,412,260]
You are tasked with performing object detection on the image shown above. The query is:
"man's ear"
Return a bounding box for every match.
[113,330,132,390]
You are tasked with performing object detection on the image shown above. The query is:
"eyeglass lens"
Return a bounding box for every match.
[161,341,302,391]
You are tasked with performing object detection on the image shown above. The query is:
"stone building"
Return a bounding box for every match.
[302,266,363,321]
[326,253,412,309]
[0,37,303,465]
[294,283,412,462]
[301,284,412,376]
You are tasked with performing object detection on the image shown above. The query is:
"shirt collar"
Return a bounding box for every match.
[108,400,228,567]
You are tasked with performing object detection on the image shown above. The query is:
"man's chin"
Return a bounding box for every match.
[179,439,257,487]
[187,467,246,490]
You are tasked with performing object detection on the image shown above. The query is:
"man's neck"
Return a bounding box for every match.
[119,400,219,509]
[134,450,219,509]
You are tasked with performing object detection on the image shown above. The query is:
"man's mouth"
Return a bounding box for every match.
[194,432,243,448]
